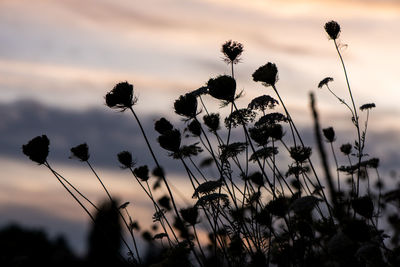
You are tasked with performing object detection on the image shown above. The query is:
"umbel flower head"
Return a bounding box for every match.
[22,135,50,165]
[154,117,173,135]
[318,77,334,88]
[117,151,134,169]
[203,113,220,132]
[174,93,198,118]
[252,62,278,87]
[70,143,89,162]
[322,127,336,143]
[157,129,181,152]
[324,20,341,40]
[207,75,236,102]
[221,40,243,64]
[105,81,136,111]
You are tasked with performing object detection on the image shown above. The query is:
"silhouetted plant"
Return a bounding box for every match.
[22,21,400,267]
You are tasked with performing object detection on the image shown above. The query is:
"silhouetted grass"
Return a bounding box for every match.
[22,21,400,267]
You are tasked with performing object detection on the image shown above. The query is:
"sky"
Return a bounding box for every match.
[1,0,399,255]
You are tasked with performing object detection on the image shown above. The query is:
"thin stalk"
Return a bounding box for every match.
[128,107,183,224]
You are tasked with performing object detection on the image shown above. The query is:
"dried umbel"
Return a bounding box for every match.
[70,143,90,162]
[203,113,220,132]
[207,75,236,102]
[318,77,334,88]
[154,117,173,135]
[322,127,336,143]
[22,135,50,165]
[157,129,181,152]
[248,95,279,111]
[252,62,278,87]
[117,151,134,169]
[174,93,198,118]
[340,143,352,155]
[221,40,243,64]
[289,146,312,163]
[187,119,201,136]
[134,165,149,181]
[180,206,199,226]
[105,81,136,111]
[360,103,376,111]
[324,20,341,40]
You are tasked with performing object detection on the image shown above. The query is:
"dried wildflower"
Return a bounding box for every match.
[22,135,50,165]
[364,157,379,169]
[152,166,165,178]
[134,165,149,181]
[157,129,181,152]
[289,146,312,163]
[252,62,278,87]
[324,20,341,40]
[187,119,201,136]
[105,81,136,111]
[224,108,256,128]
[203,113,220,131]
[176,143,203,158]
[180,206,199,225]
[192,180,223,198]
[266,196,289,217]
[248,126,270,146]
[255,112,287,126]
[196,193,229,207]
[117,151,134,169]
[222,40,244,64]
[220,142,247,161]
[249,147,278,162]
[360,103,376,111]
[269,124,284,140]
[352,196,374,218]
[340,143,352,155]
[174,93,197,118]
[70,143,89,162]
[290,196,320,215]
[207,75,236,102]
[158,195,172,211]
[248,95,279,111]
[249,172,264,187]
[322,127,336,143]
[154,118,173,135]
[285,165,310,177]
[318,77,334,88]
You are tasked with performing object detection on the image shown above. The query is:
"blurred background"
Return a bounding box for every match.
[1,0,399,256]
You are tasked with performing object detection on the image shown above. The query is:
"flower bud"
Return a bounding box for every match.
[70,143,89,161]
[22,135,50,165]
[252,63,278,87]
[174,93,197,118]
[324,20,341,40]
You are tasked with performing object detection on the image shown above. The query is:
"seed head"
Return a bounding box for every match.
[174,93,197,118]
[157,129,181,152]
[340,143,352,155]
[221,40,243,64]
[318,77,334,88]
[105,81,136,111]
[324,20,341,40]
[203,113,220,132]
[180,206,199,225]
[22,135,50,165]
[187,120,201,136]
[360,103,376,111]
[134,165,149,181]
[70,143,90,162]
[117,151,134,168]
[322,127,336,143]
[252,63,278,87]
[207,75,236,102]
[289,146,312,163]
[154,117,173,135]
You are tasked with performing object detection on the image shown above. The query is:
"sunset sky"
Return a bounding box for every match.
[1,0,399,254]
